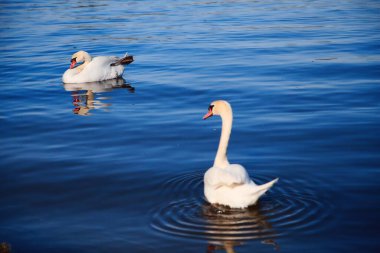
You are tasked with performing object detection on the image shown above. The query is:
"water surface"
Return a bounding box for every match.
[1,0,380,252]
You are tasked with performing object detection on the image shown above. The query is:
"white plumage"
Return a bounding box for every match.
[62,51,133,83]
[203,100,278,208]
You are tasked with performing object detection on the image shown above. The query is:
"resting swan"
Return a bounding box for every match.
[203,100,278,208]
[62,51,133,83]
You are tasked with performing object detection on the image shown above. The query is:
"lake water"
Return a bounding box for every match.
[1,0,379,252]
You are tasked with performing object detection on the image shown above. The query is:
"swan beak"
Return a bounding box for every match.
[203,110,213,120]
[69,59,76,69]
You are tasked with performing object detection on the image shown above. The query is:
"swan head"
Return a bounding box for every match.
[69,50,92,69]
[203,100,232,120]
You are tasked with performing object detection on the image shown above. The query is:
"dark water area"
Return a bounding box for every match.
[1,0,379,252]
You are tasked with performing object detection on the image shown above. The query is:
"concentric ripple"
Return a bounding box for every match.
[151,172,332,241]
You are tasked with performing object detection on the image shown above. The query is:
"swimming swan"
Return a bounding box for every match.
[62,51,133,83]
[203,100,278,208]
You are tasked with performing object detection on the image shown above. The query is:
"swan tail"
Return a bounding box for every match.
[252,178,279,197]
[111,55,134,66]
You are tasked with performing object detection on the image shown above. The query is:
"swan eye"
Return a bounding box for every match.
[71,57,77,62]
[208,105,214,111]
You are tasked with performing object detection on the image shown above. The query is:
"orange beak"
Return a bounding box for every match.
[203,109,213,120]
[70,59,76,69]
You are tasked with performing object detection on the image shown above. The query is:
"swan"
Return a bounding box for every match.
[62,51,134,83]
[203,100,278,208]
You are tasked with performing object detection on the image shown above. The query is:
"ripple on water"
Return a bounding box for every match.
[151,172,332,242]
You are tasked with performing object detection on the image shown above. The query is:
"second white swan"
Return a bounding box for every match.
[203,100,278,208]
[62,51,134,83]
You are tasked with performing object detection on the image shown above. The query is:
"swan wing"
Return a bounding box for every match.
[73,56,124,82]
[91,55,133,67]
[90,56,119,67]
[110,55,134,66]
[205,164,250,188]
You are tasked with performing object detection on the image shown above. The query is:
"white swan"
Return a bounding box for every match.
[62,51,133,83]
[203,100,278,208]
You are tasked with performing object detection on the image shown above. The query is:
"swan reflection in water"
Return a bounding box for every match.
[63,78,134,116]
[202,202,279,253]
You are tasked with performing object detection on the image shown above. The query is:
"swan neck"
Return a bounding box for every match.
[76,61,89,72]
[83,52,92,63]
[214,110,232,168]
[76,53,92,72]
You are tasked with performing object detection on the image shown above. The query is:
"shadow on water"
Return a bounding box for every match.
[63,78,135,116]
[151,172,332,251]
[152,197,280,252]
[0,242,11,253]
[203,202,280,252]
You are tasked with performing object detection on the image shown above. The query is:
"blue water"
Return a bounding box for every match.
[1,0,380,252]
